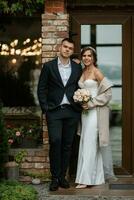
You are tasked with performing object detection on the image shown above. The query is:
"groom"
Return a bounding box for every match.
[38,38,82,191]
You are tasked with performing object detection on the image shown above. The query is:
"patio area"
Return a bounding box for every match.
[33,177,134,200]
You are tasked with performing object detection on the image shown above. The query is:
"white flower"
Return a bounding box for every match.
[73,88,91,104]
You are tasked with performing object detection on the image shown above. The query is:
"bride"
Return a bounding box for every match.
[75,46,116,188]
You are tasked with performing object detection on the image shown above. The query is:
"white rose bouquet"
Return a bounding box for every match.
[73,88,91,114]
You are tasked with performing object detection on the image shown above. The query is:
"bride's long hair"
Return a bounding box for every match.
[81,46,98,68]
[80,46,98,81]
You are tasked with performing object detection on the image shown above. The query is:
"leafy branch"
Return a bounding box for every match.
[0,0,45,16]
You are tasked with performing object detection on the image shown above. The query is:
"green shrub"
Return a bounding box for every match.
[0,180,38,200]
[0,0,44,16]
[0,102,9,178]
[14,150,28,166]
[23,171,51,181]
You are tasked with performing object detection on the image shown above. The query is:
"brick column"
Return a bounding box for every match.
[45,0,66,13]
[41,0,69,169]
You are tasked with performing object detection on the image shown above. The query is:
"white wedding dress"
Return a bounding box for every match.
[75,79,105,185]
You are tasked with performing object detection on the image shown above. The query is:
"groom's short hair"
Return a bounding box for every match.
[61,38,75,45]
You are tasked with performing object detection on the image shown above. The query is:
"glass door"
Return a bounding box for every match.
[70,13,132,175]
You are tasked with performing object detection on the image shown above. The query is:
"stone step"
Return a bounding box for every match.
[109,177,134,190]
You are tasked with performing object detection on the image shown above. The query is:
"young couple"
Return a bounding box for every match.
[38,38,117,191]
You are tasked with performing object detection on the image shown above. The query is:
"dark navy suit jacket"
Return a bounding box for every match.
[37,57,82,114]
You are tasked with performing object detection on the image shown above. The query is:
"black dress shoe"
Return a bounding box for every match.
[49,179,59,191]
[59,177,70,188]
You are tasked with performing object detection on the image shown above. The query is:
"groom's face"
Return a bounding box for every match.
[59,40,74,58]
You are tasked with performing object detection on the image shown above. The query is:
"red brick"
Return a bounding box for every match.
[45,0,65,13]
[42,14,57,20]
[56,31,68,38]
[34,150,46,157]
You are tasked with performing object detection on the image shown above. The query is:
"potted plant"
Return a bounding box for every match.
[21,124,42,148]
[6,123,42,148]
[5,150,27,180]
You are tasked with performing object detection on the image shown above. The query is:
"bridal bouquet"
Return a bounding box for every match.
[73,88,91,104]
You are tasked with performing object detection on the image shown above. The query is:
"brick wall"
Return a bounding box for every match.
[42,14,69,64]
[41,0,69,174]
[9,0,69,181]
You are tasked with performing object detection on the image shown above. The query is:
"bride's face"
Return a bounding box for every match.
[82,50,94,67]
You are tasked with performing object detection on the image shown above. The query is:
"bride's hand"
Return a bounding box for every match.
[82,103,89,110]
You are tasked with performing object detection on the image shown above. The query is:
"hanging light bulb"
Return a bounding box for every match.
[11,58,17,64]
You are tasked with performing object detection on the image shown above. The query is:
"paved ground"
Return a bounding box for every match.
[33,181,134,200]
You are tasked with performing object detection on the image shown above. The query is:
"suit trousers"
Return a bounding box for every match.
[46,105,80,179]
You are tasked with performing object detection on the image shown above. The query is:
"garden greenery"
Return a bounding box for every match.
[0,180,38,200]
[0,0,45,16]
[14,150,28,166]
[0,103,9,178]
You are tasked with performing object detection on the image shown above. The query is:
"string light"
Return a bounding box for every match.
[0,37,42,56]
[11,58,17,64]
[16,49,21,55]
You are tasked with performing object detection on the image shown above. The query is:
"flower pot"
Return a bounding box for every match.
[5,161,19,180]
[11,137,38,148]
[19,137,37,148]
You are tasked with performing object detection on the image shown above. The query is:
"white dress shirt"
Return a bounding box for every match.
[58,57,71,105]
